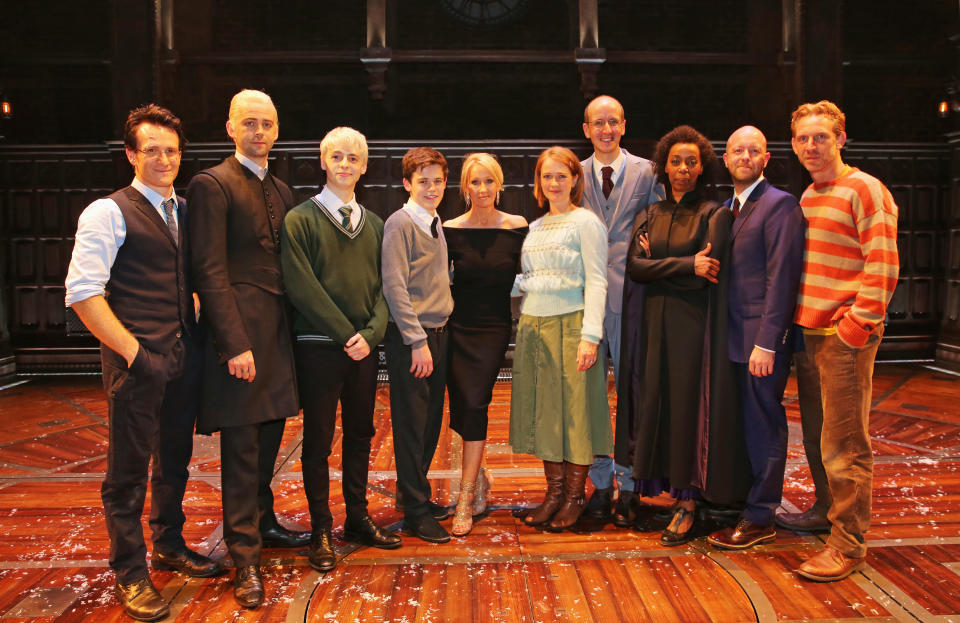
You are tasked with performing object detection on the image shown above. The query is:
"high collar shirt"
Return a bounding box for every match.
[234,151,268,181]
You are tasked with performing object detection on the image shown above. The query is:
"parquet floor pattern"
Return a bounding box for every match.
[0,364,958,621]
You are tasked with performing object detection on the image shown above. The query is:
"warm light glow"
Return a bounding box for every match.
[0,101,9,116]
[939,100,950,117]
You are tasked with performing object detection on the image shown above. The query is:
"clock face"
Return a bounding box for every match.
[440,0,529,26]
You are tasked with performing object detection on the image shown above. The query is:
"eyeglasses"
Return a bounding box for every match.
[589,119,623,130]
[137,147,182,160]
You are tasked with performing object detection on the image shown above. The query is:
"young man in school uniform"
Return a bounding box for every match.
[281,127,401,573]
[381,147,455,544]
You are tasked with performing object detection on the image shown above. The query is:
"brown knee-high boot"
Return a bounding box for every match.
[547,462,589,531]
[524,460,564,526]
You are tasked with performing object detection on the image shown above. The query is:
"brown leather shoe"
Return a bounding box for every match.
[234,565,264,609]
[524,460,565,526]
[708,518,776,550]
[547,462,589,532]
[797,546,864,582]
[114,577,169,621]
[152,547,224,577]
[774,507,830,532]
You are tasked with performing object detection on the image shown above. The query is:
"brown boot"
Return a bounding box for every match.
[524,461,564,526]
[547,462,589,531]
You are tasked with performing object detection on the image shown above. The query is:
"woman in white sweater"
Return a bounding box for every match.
[509,146,611,532]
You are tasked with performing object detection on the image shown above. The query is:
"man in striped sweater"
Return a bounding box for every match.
[785,101,899,582]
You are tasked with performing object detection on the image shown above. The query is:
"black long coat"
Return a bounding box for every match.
[187,157,299,433]
[615,193,751,505]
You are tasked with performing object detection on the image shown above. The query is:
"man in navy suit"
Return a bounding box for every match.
[707,126,805,550]
[579,95,663,524]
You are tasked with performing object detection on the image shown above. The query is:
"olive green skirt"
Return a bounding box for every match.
[509,309,613,465]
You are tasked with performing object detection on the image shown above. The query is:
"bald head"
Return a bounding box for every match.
[726,125,767,152]
[723,125,770,193]
[584,95,624,124]
[583,95,626,164]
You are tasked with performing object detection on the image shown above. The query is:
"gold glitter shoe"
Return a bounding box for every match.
[472,467,490,516]
[452,480,476,537]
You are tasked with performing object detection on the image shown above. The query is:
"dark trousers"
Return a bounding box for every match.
[100,337,200,584]
[734,351,791,526]
[295,341,377,532]
[793,346,833,515]
[219,417,286,567]
[384,323,448,518]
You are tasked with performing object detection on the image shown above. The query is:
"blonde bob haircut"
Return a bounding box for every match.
[533,146,584,208]
[790,100,846,138]
[320,126,368,163]
[459,152,504,201]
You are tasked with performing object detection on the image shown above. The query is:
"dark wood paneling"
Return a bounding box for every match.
[0,139,949,371]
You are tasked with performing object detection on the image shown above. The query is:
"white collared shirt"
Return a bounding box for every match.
[234,151,268,181]
[132,177,178,227]
[592,149,626,188]
[316,185,361,229]
[401,199,438,236]
[731,174,765,212]
[65,178,176,305]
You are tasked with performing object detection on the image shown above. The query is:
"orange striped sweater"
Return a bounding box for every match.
[793,167,899,347]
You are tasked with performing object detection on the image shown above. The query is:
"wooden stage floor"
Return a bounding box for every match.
[0,363,958,622]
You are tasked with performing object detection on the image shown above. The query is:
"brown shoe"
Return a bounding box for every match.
[114,577,169,621]
[797,546,864,582]
[547,462,589,532]
[775,507,830,532]
[708,518,776,550]
[524,461,565,526]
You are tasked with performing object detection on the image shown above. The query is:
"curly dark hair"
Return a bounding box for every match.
[652,125,717,196]
[123,104,185,150]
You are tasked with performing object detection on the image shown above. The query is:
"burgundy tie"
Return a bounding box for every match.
[732,198,741,218]
[601,166,614,199]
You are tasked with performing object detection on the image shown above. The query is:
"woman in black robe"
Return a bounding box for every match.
[616,125,749,546]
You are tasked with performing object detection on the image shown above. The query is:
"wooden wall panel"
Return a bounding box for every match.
[0,138,950,371]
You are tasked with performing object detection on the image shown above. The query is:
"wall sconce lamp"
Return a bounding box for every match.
[0,92,11,119]
[939,97,960,119]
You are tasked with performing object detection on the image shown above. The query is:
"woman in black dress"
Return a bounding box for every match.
[618,126,744,546]
[443,153,527,536]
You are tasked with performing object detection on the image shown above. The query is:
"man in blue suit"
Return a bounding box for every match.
[707,126,805,549]
[580,95,663,524]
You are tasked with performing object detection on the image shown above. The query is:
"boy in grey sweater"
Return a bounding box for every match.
[382,147,454,543]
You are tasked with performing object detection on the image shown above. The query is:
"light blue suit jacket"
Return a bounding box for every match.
[581,148,663,313]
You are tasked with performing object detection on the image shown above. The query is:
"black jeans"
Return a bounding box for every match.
[384,323,448,518]
[295,341,377,532]
[100,336,200,583]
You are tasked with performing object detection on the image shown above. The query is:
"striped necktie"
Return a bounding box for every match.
[161,198,178,245]
[339,205,353,232]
